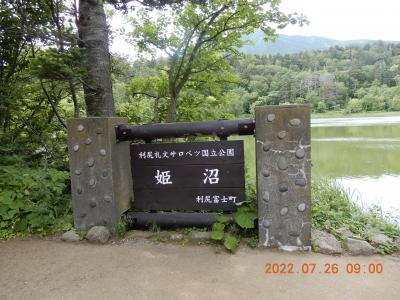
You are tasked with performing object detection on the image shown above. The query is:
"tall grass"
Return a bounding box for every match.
[312,178,400,240]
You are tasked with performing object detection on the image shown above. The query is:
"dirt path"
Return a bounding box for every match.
[1,238,399,300]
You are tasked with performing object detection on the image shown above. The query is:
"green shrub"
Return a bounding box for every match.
[345,98,364,113]
[315,101,327,113]
[362,94,386,111]
[0,164,72,238]
[388,96,400,111]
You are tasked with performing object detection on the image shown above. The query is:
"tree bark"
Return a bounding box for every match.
[69,80,80,118]
[78,0,115,116]
[153,97,159,123]
[166,80,178,123]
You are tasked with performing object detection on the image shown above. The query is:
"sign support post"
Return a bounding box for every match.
[67,117,133,232]
[255,105,311,250]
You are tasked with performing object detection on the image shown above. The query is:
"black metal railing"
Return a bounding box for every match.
[115,119,255,142]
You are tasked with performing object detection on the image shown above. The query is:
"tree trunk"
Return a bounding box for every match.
[153,97,159,123]
[78,0,115,116]
[166,95,178,123]
[166,77,178,122]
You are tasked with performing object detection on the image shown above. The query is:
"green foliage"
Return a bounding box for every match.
[210,222,225,240]
[128,0,305,121]
[30,48,84,81]
[246,236,258,248]
[211,180,258,252]
[150,234,169,243]
[343,85,400,113]
[0,163,71,238]
[223,235,240,252]
[388,96,400,111]
[116,215,129,238]
[117,97,154,124]
[0,1,81,171]
[230,43,400,116]
[2,5,398,148]
[235,205,256,229]
[375,242,399,255]
[118,9,400,121]
[312,179,359,232]
[211,206,256,252]
[312,178,400,253]
[345,98,364,113]
[315,101,327,113]
[149,222,161,233]
[215,213,231,224]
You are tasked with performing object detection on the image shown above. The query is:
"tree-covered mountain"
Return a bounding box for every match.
[229,42,400,115]
[240,31,397,55]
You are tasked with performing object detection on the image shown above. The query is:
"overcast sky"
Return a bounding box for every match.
[279,0,400,41]
[109,0,400,57]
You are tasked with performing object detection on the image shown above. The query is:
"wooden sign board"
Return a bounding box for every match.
[130,140,245,211]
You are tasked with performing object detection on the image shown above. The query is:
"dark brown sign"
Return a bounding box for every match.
[131,140,245,211]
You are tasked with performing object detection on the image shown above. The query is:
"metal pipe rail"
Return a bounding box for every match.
[115,119,255,141]
[127,212,236,228]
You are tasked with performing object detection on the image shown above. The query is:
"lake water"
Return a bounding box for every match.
[240,115,400,217]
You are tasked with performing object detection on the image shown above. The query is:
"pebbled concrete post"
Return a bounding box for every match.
[255,105,311,250]
[67,117,133,233]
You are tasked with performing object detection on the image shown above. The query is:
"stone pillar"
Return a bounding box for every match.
[67,117,133,232]
[255,105,311,250]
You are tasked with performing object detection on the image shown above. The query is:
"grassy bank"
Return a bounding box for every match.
[312,178,400,253]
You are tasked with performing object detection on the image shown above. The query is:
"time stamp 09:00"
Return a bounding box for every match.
[264,262,383,275]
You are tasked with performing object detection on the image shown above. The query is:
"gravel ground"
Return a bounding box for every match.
[0,237,399,300]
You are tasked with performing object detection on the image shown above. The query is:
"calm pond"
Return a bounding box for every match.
[241,115,400,217]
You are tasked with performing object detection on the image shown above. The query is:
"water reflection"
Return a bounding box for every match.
[312,124,400,178]
[312,116,400,214]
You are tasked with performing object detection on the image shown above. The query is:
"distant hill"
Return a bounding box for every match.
[240,31,397,55]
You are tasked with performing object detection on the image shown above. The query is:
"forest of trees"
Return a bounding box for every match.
[232,42,400,115]
[121,42,400,125]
